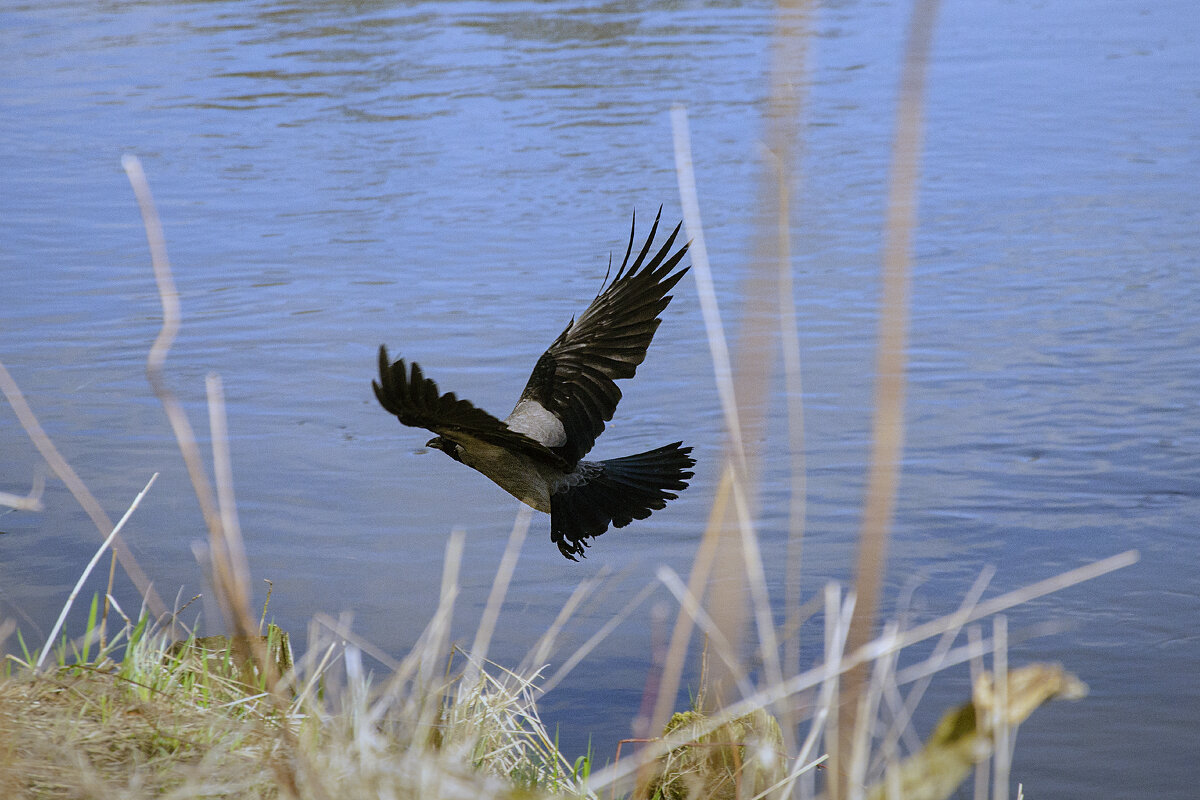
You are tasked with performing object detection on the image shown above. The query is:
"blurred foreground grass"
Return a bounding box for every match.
[0,599,594,800]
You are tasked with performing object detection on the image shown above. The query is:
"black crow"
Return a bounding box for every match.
[373,209,695,560]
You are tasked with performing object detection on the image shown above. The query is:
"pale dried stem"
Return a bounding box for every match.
[869,565,996,778]
[849,623,902,800]
[430,530,465,680]
[636,463,732,797]
[314,611,402,671]
[35,473,159,671]
[0,619,15,653]
[462,505,531,692]
[538,579,656,697]
[0,471,44,512]
[522,571,602,678]
[121,156,223,556]
[645,463,731,744]
[991,615,1010,800]
[764,5,814,729]
[671,106,747,473]
[840,0,944,792]
[730,468,785,696]
[0,361,165,619]
[656,565,754,699]
[121,156,270,675]
[970,623,990,800]
[672,103,763,716]
[206,373,253,617]
[794,584,855,772]
[203,374,265,694]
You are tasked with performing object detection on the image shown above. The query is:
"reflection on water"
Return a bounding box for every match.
[2,1,1198,797]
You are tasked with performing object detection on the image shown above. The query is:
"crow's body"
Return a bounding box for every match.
[374,210,695,559]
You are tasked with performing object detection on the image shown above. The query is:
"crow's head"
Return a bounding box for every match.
[426,435,463,463]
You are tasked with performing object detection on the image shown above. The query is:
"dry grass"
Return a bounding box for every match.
[0,527,597,800]
[0,606,596,800]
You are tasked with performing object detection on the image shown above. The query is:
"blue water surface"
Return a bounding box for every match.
[2,1,1198,796]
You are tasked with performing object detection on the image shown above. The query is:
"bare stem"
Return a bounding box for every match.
[839,0,944,792]
[0,361,165,618]
[36,473,159,671]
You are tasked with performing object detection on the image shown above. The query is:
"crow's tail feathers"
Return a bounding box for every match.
[550,442,695,561]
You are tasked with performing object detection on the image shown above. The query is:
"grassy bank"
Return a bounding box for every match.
[1,596,593,800]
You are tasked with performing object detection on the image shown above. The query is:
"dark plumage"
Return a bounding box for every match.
[373,209,695,559]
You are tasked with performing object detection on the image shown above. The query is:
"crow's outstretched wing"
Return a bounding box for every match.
[512,208,689,465]
[374,346,567,468]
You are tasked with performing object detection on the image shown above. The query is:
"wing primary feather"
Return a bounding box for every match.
[627,207,663,276]
[647,223,683,275]
[593,252,614,302]
[614,208,638,281]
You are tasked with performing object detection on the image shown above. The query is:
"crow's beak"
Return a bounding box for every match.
[425,435,462,463]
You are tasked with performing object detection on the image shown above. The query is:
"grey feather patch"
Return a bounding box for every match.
[505,398,568,448]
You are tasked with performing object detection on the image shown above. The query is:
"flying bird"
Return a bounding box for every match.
[373,209,695,560]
